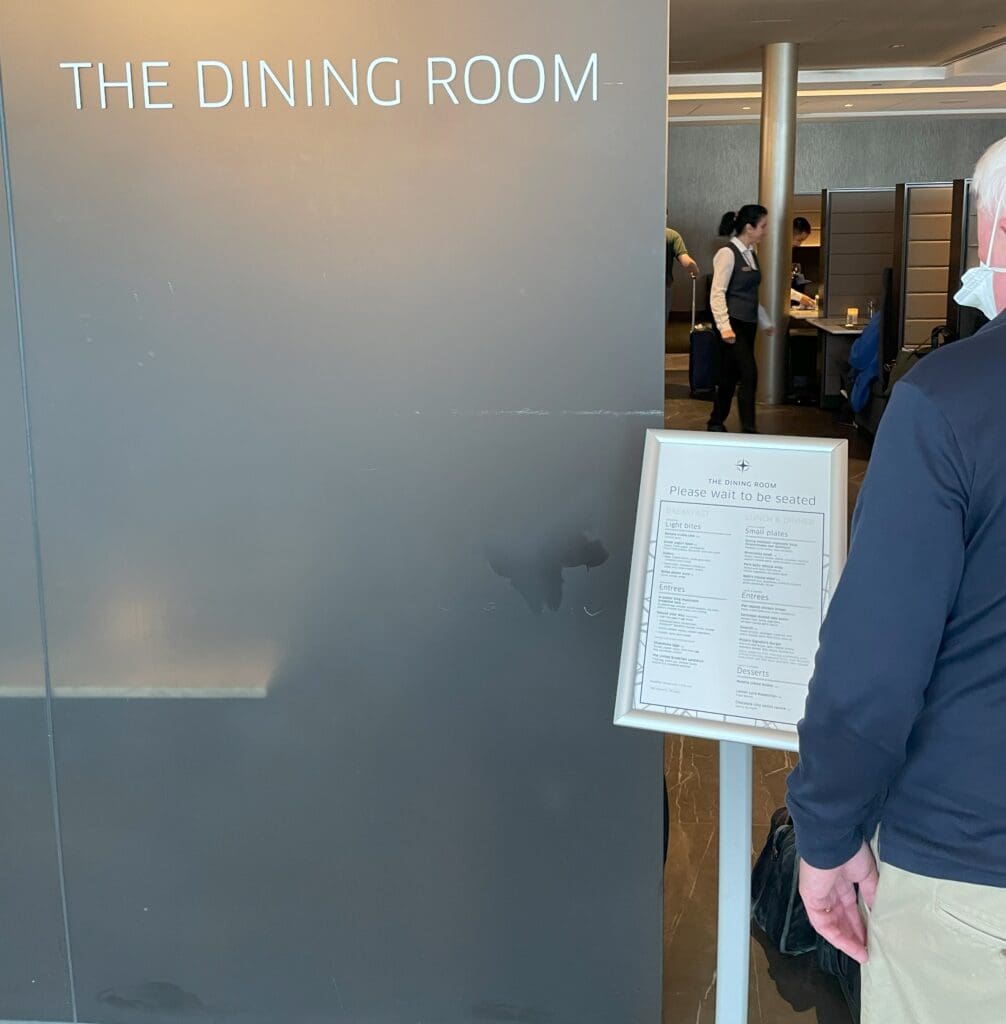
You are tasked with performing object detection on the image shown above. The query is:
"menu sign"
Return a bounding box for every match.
[614,431,847,751]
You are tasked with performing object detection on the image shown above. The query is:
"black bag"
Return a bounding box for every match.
[688,278,719,400]
[885,324,954,393]
[816,931,862,1019]
[751,806,861,1021]
[751,806,818,955]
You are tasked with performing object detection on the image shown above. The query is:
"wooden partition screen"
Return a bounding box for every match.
[822,188,896,319]
[895,182,954,348]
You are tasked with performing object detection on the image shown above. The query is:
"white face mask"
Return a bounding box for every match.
[954,197,1006,321]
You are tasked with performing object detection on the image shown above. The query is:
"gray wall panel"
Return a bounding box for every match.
[50,416,661,1024]
[0,1,665,1021]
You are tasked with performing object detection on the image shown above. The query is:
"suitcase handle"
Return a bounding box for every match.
[691,276,697,330]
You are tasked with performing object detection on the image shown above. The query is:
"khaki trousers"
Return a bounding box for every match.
[863,853,1006,1023]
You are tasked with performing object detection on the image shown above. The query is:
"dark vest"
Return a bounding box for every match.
[726,243,760,324]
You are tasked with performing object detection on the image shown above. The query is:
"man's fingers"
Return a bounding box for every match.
[827,925,869,966]
[806,907,869,965]
[805,909,843,946]
[840,900,867,948]
[835,903,869,965]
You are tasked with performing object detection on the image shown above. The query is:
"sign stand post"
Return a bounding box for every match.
[715,740,753,1024]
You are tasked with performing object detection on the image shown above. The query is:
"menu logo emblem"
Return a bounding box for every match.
[736,459,750,472]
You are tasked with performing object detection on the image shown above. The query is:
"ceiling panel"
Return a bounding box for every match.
[670,1,1004,71]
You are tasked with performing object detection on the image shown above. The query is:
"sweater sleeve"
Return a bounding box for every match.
[786,380,969,868]
[710,246,733,334]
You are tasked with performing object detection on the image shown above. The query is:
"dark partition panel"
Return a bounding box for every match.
[0,2,666,1022]
[947,177,987,340]
[0,135,73,1018]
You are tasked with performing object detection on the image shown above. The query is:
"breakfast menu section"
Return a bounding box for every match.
[634,441,832,729]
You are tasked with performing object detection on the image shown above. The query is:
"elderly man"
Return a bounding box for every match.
[787,136,1006,1022]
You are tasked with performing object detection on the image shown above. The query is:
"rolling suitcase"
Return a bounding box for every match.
[688,278,719,400]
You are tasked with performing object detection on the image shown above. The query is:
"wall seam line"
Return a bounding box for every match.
[0,54,79,1024]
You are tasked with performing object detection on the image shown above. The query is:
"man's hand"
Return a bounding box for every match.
[799,842,878,965]
[798,294,816,309]
[721,329,736,344]
[679,254,700,280]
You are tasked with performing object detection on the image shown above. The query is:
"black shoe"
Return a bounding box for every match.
[742,427,759,434]
[707,424,727,432]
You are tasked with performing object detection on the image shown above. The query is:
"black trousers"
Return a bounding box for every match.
[708,317,758,431]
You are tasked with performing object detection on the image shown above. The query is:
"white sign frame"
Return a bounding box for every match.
[614,429,848,753]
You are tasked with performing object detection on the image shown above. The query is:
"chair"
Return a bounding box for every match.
[841,268,896,439]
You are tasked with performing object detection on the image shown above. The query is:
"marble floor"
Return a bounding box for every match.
[661,329,871,1023]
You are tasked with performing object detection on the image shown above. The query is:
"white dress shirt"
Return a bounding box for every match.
[710,237,804,335]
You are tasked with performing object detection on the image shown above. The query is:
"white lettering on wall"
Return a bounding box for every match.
[429,52,598,105]
[60,53,603,111]
[59,62,92,110]
[464,56,501,105]
[98,61,134,109]
[197,60,233,108]
[555,52,597,102]
[427,57,459,105]
[367,58,401,106]
[324,59,359,106]
[141,61,173,108]
[260,59,296,107]
[509,54,545,104]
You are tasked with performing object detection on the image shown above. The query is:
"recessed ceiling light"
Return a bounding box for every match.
[889,43,906,49]
[742,105,752,110]
[844,103,855,108]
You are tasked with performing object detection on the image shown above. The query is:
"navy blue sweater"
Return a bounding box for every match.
[788,310,1006,886]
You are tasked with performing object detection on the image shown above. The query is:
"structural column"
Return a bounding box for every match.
[757,42,798,404]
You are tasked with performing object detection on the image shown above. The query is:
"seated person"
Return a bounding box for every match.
[793,216,812,247]
[792,216,813,294]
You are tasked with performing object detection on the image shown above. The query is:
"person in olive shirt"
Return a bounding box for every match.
[665,225,699,322]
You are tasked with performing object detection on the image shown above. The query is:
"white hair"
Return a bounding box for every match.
[972,136,1006,215]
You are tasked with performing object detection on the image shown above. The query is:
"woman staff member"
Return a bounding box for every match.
[707,206,812,433]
